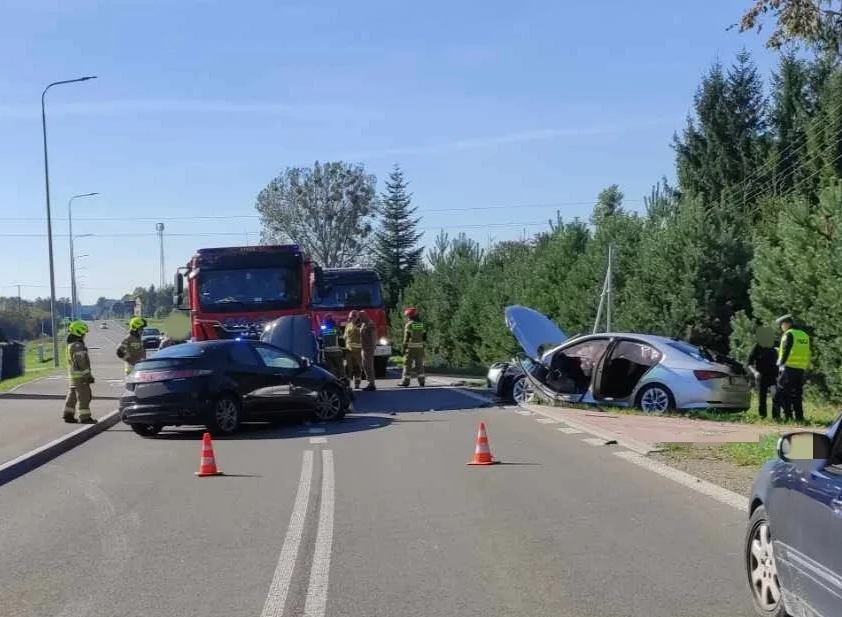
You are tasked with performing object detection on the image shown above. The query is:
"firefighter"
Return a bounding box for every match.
[117,316,148,374]
[359,311,378,391]
[773,313,811,422]
[344,310,363,389]
[319,315,345,380]
[63,320,97,424]
[399,307,426,387]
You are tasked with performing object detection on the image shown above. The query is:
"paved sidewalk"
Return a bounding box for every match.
[523,403,797,453]
[0,324,128,465]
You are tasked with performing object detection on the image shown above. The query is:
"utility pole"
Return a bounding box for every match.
[156,222,165,288]
[592,244,614,334]
[17,284,21,311]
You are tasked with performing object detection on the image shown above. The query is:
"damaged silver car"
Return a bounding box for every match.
[494,305,751,413]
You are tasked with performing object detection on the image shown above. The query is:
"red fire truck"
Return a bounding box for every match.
[173,244,321,340]
[310,267,391,378]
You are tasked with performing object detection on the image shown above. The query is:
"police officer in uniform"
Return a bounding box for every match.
[117,317,148,375]
[773,313,811,422]
[319,315,345,380]
[399,307,426,387]
[63,320,97,424]
[344,310,363,389]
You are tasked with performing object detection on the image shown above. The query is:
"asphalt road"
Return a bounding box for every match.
[0,379,756,617]
[0,322,128,465]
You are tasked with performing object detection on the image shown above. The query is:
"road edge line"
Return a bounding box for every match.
[524,403,656,455]
[613,451,749,512]
[0,408,122,488]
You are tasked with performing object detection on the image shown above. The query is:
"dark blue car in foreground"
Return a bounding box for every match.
[745,413,842,617]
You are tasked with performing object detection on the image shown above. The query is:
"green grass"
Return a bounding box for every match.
[0,338,66,393]
[658,433,781,469]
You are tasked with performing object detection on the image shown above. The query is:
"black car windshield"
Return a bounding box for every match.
[198,267,301,313]
[665,339,713,363]
[142,328,160,336]
[311,281,382,309]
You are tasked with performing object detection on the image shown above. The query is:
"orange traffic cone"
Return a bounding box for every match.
[195,432,223,477]
[467,421,499,466]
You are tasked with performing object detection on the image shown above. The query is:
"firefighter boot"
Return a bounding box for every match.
[354,380,361,390]
[398,379,410,387]
[63,411,77,423]
[417,376,425,387]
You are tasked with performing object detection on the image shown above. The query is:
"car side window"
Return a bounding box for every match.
[562,339,610,374]
[255,345,300,370]
[613,340,662,365]
[229,344,260,367]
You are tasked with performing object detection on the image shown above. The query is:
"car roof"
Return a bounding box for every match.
[565,332,688,347]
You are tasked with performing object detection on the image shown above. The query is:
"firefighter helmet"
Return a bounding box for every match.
[67,320,89,337]
[128,316,147,331]
[404,307,418,319]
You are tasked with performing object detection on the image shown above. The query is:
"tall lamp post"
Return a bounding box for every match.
[42,75,97,366]
[68,193,98,319]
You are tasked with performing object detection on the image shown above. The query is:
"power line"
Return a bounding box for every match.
[0,221,555,239]
[0,200,643,223]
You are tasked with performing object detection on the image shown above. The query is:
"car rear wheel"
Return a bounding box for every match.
[131,423,163,437]
[636,384,674,414]
[209,395,241,436]
[745,505,786,616]
[314,386,345,421]
[510,376,535,406]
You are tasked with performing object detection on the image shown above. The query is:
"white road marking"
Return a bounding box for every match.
[582,437,608,446]
[516,409,532,416]
[536,417,559,424]
[303,449,335,617]
[309,437,327,444]
[260,450,314,617]
[308,427,326,434]
[557,427,583,435]
[613,451,749,512]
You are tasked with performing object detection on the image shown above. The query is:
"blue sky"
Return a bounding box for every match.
[1,0,776,302]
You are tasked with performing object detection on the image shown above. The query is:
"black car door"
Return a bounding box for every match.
[250,343,312,415]
[225,343,268,418]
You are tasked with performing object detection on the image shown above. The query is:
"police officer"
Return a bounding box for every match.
[399,307,426,387]
[63,320,97,424]
[773,313,811,422]
[117,317,148,375]
[319,316,345,380]
[746,325,778,418]
[344,310,363,389]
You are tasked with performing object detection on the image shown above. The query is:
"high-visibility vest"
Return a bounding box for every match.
[406,321,426,349]
[779,328,810,370]
[321,326,342,353]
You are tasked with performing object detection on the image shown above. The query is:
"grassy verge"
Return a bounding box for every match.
[657,433,781,471]
[0,339,66,393]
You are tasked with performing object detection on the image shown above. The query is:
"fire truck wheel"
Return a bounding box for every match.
[374,356,388,379]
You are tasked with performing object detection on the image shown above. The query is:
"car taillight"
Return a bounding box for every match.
[693,370,728,381]
[129,369,212,383]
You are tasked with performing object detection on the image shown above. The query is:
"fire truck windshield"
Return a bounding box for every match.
[198,266,301,312]
[311,280,382,310]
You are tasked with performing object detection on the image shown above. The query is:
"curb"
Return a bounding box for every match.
[0,409,122,488]
[523,403,658,455]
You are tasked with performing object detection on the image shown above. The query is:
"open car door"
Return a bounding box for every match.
[504,305,587,405]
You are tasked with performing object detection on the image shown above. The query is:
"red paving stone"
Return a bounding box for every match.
[534,406,799,447]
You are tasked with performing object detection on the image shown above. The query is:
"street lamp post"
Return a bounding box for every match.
[42,75,97,366]
[68,193,98,319]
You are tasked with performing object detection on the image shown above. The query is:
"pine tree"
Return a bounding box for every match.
[373,165,424,310]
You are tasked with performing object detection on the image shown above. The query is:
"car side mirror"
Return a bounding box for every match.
[300,357,311,369]
[777,431,832,467]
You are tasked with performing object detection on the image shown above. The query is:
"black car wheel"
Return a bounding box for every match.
[313,386,345,421]
[131,423,163,437]
[745,505,786,616]
[209,394,241,436]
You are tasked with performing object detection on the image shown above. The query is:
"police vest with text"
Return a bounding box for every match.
[779,328,811,370]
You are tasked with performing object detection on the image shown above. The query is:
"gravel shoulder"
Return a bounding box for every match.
[649,444,763,496]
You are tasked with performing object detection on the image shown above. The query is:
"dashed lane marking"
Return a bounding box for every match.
[536,417,559,424]
[557,427,583,435]
[309,437,327,444]
[582,437,609,446]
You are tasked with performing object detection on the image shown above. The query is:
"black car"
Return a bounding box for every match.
[744,414,842,617]
[141,327,162,349]
[120,316,353,437]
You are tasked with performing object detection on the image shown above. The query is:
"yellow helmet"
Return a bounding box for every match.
[128,317,147,331]
[68,320,89,337]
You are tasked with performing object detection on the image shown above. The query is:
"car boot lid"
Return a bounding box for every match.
[504,305,567,360]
